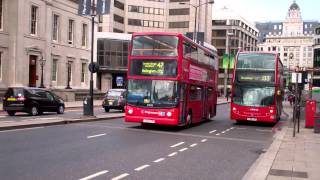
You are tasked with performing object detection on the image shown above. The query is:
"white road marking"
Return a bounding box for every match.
[221,131,226,134]
[0,127,44,133]
[237,127,247,130]
[153,158,165,163]
[87,133,106,139]
[168,152,177,157]
[215,133,221,136]
[0,115,7,118]
[170,142,185,148]
[134,164,150,171]
[39,117,59,120]
[256,129,272,132]
[111,173,130,180]
[190,143,197,147]
[230,127,235,130]
[201,139,207,142]
[209,130,217,134]
[79,170,108,180]
[179,148,188,152]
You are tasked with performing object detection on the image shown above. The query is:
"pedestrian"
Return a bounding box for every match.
[288,94,295,106]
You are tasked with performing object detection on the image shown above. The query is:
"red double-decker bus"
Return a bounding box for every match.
[125,32,218,126]
[230,52,284,123]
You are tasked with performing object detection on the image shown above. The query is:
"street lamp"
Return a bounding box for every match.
[65,61,72,89]
[39,57,46,88]
[226,31,234,101]
[179,0,214,42]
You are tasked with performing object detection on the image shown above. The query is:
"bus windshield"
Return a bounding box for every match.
[233,85,275,107]
[131,35,179,56]
[127,79,179,108]
[236,53,276,70]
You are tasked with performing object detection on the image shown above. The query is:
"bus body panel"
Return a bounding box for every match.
[126,32,218,126]
[230,51,284,123]
[125,105,179,125]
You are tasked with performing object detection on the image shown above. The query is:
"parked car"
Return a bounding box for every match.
[3,87,65,116]
[102,89,126,112]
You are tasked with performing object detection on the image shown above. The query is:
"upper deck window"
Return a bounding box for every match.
[131,35,179,56]
[236,54,276,70]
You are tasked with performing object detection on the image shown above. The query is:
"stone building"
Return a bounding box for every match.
[313,26,320,86]
[211,7,259,96]
[96,0,213,91]
[0,0,95,100]
[256,1,320,70]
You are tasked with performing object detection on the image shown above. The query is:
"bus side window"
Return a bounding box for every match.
[183,42,191,58]
[190,86,202,101]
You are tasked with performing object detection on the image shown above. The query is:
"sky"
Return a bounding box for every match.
[212,0,320,22]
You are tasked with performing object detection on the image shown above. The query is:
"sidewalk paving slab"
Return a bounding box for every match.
[244,102,320,180]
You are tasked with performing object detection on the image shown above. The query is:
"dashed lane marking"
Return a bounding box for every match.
[87,133,106,139]
[111,173,130,180]
[79,170,108,180]
[221,131,226,134]
[170,142,185,148]
[190,143,197,147]
[153,158,165,163]
[215,133,221,136]
[168,152,177,157]
[209,130,217,134]
[256,129,272,132]
[179,148,188,152]
[201,139,207,142]
[134,164,150,171]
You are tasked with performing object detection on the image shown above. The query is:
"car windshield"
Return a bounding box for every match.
[131,35,179,56]
[107,90,124,97]
[127,79,178,108]
[5,88,24,97]
[232,85,275,107]
[236,53,276,70]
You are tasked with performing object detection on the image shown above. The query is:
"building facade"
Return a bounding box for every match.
[257,1,320,70]
[313,26,320,86]
[0,0,94,98]
[211,7,259,96]
[95,0,213,91]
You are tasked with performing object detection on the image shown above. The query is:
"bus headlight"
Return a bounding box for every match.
[128,109,133,114]
[270,109,274,113]
[232,107,236,111]
[167,112,172,117]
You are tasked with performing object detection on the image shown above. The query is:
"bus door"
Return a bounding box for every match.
[189,85,203,122]
[203,87,208,119]
[179,83,187,125]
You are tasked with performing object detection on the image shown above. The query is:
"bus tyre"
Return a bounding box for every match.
[104,107,110,112]
[7,111,15,116]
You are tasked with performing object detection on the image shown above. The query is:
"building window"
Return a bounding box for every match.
[98,15,103,23]
[113,28,123,33]
[0,0,3,30]
[0,52,2,79]
[114,0,124,10]
[169,21,189,28]
[30,5,38,35]
[82,24,88,47]
[114,14,124,24]
[81,62,86,83]
[98,26,103,32]
[274,25,277,30]
[169,8,189,15]
[68,19,74,45]
[52,14,59,41]
[169,0,189,2]
[51,59,57,81]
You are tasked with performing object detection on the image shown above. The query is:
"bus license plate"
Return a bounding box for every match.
[247,117,257,121]
[143,119,155,123]
[7,98,17,101]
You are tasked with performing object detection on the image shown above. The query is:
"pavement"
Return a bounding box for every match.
[244,102,320,180]
[0,97,229,130]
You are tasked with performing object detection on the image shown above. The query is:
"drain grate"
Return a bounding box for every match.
[269,169,308,178]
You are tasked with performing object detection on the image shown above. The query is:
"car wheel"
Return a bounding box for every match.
[104,107,110,112]
[121,108,125,113]
[30,106,38,116]
[7,111,16,116]
[57,105,64,114]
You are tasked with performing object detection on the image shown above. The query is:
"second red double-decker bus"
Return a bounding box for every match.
[125,32,218,126]
[230,51,284,123]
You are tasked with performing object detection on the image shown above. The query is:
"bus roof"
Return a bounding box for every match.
[132,32,181,36]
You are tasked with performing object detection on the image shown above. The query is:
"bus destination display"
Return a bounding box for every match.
[141,62,164,75]
[237,73,274,82]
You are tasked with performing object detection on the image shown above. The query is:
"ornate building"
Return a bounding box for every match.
[257,1,319,70]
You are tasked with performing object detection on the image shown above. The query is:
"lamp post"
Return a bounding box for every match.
[179,0,214,42]
[65,61,72,89]
[226,31,234,101]
[39,57,46,88]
